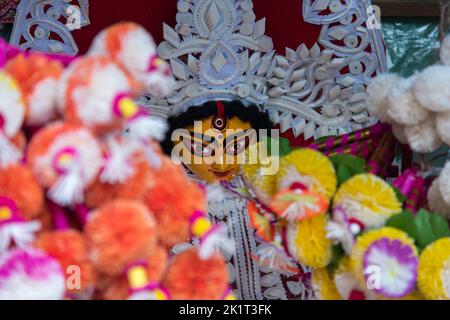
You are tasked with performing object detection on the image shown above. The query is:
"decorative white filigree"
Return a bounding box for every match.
[10,0,90,55]
[147,0,274,117]
[264,0,388,139]
[144,0,387,140]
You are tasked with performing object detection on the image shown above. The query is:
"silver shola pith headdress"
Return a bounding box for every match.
[10,0,90,55]
[140,0,387,140]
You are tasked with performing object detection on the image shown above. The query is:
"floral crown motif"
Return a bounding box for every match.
[143,0,387,141]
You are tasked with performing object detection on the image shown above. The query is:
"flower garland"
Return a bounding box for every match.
[241,145,450,300]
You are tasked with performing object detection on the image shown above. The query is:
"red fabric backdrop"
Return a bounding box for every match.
[72,0,320,55]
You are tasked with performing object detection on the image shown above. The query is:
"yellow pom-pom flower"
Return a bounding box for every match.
[242,161,276,206]
[242,141,278,205]
[418,237,450,300]
[333,174,402,229]
[287,213,332,268]
[311,268,341,300]
[277,148,337,200]
[350,227,418,299]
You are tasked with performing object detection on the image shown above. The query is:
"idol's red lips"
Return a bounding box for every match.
[212,170,233,177]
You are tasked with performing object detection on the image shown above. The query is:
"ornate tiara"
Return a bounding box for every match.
[142,0,387,141]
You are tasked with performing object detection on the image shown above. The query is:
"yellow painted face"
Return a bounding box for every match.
[173,116,255,183]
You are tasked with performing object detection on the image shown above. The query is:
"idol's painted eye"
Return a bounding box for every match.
[190,141,214,157]
[225,137,249,155]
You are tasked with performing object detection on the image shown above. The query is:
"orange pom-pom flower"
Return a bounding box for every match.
[5,52,63,126]
[57,56,166,141]
[85,199,157,277]
[85,137,155,209]
[163,248,228,300]
[0,164,43,220]
[27,122,103,206]
[88,21,175,97]
[0,164,43,251]
[35,229,96,296]
[144,158,205,249]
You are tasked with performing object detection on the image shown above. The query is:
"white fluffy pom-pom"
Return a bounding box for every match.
[404,116,442,153]
[387,76,429,125]
[0,220,41,252]
[27,78,59,126]
[438,161,450,208]
[100,138,138,184]
[366,73,400,123]
[127,116,168,142]
[435,111,450,145]
[0,133,21,168]
[414,65,450,112]
[198,223,234,260]
[48,163,84,206]
[428,178,450,220]
[0,248,66,300]
[391,123,408,144]
[441,35,450,66]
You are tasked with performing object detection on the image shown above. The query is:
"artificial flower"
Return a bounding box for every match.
[350,227,418,299]
[242,155,277,206]
[277,148,337,200]
[270,187,328,222]
[311,268,341,300]
[417,237,450,300]
[287,213,332,268]
[247,201,274,242]
[333,174,402,229]
[326,206,361,254]
[334,256,376,300]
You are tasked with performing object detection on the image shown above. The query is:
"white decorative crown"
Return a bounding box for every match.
[10,0,90,55]
[144,0,387,141]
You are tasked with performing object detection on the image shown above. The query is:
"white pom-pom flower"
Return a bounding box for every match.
[438,162,450,210]
[435,111,450,145]
[404,116,442,153]
[441,35,450,66]
[428,178,450,220]
[391,123,408,144]
[414,65,450,112]
[387,76,429,125]
[366,74,400,123]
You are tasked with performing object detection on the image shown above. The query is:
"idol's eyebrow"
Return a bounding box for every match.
[188,131,216,143]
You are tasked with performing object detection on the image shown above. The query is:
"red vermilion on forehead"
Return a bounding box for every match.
[216,101,224,117]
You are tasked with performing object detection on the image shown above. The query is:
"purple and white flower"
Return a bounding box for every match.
[363,238,418,298]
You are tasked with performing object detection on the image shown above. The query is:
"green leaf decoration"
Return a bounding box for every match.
[279,137,292,157]
[386,209,450,251]
[414,209,450,249]
[327,245,345,273]
[265,137,292,157]
[329,154,367,185]
[386,210,419,241]
[336,164,352,186]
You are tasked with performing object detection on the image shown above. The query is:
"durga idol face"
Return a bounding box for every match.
[162,100,273,183]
